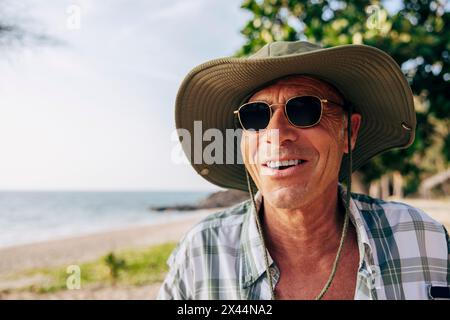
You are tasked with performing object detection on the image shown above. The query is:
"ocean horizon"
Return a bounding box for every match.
[0,191,211,248]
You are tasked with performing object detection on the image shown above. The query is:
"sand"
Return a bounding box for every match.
[0,209,218,299]
[0,210,215,277]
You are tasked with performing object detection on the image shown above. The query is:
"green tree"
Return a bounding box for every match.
[238,0,450,195]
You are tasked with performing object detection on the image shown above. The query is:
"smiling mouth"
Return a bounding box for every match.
[263,159,308,170]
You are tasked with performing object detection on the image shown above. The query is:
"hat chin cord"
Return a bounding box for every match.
[245,104,352,300]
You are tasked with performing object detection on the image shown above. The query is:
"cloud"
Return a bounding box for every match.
[147,0,209,21]
[0,0,245,190]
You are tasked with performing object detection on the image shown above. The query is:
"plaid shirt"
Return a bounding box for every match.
[157,184,450,300]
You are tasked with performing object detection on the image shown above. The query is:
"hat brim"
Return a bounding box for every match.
[175,44,416,191]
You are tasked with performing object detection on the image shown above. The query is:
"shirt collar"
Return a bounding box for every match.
[337,183,375,270]
[240,190,275,288]
[240,183,374,289]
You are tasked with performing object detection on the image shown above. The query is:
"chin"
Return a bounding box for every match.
[264,183,312,209]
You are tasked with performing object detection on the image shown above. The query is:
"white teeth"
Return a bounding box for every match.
[267,161,277,169]
[266,159,304,169]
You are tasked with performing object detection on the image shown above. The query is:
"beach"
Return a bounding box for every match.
[0,209,215,299]
[0,210,214,276]
[0,199,449,300]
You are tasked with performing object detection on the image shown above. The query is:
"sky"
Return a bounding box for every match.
[0,0,249,191]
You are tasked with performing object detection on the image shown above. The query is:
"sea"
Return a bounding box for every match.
[0,191,211,249]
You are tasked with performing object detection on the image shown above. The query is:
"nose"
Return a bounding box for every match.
[264,105,298,145]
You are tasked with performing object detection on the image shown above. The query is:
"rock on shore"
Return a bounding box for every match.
[151,190,249,212]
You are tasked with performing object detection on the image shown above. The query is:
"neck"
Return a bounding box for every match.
[262,183,345,265]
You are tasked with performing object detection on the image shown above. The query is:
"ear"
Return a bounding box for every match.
[344,113,362,154]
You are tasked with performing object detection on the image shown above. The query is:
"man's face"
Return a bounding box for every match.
[241,75,361,209]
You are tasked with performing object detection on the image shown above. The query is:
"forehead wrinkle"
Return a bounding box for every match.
[250,80,344,104]
[250,86,321,103]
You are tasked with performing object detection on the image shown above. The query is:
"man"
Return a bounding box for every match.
[159,41,450,300]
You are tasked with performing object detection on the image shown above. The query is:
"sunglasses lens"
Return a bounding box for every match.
[285,96,322,127]
[238,103,270,131]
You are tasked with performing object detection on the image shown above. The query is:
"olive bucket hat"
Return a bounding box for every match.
[175,41,416,191]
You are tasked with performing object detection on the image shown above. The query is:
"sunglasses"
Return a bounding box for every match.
[233,95,344,132]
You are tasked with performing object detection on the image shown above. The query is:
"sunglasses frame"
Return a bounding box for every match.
[233,95,344,131]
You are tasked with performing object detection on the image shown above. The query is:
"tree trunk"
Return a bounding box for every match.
[419,168,450,198]
[351,171,369,194]
[392,171,403,199]
[380,174,390,199]
[369,180,380,198]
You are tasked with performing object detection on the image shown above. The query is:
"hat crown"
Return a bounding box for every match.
[249,41,323,59]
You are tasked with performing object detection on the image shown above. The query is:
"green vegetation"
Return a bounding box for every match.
[5,242,176,294]
[104,252,126,284]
